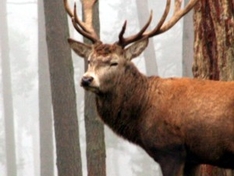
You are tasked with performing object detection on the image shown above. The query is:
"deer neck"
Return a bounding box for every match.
[95,63,149,144]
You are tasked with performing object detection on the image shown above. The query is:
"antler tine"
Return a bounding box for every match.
[116,0,198,48]
[147,0,199,36]
[63,0,99,43]
[71,12,97,43]
[64,0,73,18]
[144,0,171,37]
[118,21,127,46]
[73,3,91,34]
[117,11,153,48]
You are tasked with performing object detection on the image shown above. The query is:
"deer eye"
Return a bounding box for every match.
[110,62,118,67]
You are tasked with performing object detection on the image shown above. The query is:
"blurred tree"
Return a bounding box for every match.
[81,0,106,176]
[193,0,234,175]
[0,0,17,175]
[8,11,38,176]
[130,149,157,176]
[43,0,82,175]
[38,0,54,176]
[182,0,194,77]
[9,13,39,176]
[130,1,158,175]
[0,121,5,165]
[136,0,158,76]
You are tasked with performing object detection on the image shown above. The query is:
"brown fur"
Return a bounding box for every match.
[95,61,234,176]
[69,39,234,176]
[94,42,120,56]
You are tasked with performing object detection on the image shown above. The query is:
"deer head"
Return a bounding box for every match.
[64,0,198,94]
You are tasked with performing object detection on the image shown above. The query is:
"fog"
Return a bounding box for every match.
[0,0,192,175]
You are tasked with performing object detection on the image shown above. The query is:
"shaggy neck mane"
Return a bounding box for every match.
[95,62,149,145]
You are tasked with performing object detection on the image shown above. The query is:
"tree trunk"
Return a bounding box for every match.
[81,1,106,176]
[136,0,158,76]
[43,0,82,175]
[182,0,194,77]
[193,0,234,81]
[38,0,54,175]
[193,0,234,175]
[84,91,106,176]
[0,0,17,175]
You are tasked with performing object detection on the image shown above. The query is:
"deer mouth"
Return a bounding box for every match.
[81,84,100,93]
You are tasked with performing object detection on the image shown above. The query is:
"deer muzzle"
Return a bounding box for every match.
[81,76,94,87]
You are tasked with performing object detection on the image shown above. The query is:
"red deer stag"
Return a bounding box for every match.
[64,0,234,175]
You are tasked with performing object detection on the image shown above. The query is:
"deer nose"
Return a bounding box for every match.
[81,76,94,87]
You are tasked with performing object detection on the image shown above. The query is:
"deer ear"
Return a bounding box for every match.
[68,38,92,59]
[124,38,149,60]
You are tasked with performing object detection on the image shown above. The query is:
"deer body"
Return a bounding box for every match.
[94,57,234,175]
[63,0,234,175]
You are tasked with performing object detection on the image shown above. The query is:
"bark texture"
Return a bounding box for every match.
[38,0,54,175]
[43,0,82,175]
[193,0,234,81]
[193,0,234,175]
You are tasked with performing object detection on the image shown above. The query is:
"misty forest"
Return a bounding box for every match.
[1,0,234,176]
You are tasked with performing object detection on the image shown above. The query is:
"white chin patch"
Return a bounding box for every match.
[92,74,100,87]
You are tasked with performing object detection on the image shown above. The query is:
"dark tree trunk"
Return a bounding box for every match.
[81,1,106,176]
[193,0,234,81]
[43,0,82,175]
[193,0,234,175]
[136,0,158,76]
[38,0,54,175]
[0,0,17,175]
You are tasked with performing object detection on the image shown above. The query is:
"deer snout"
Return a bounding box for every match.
[81,76,94,87]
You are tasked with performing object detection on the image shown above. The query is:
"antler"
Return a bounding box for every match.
[63,0,99,43]
[117,11,153,47]
[117,0,199,48]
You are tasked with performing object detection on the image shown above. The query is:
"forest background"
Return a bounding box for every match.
[1,0,233,176]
